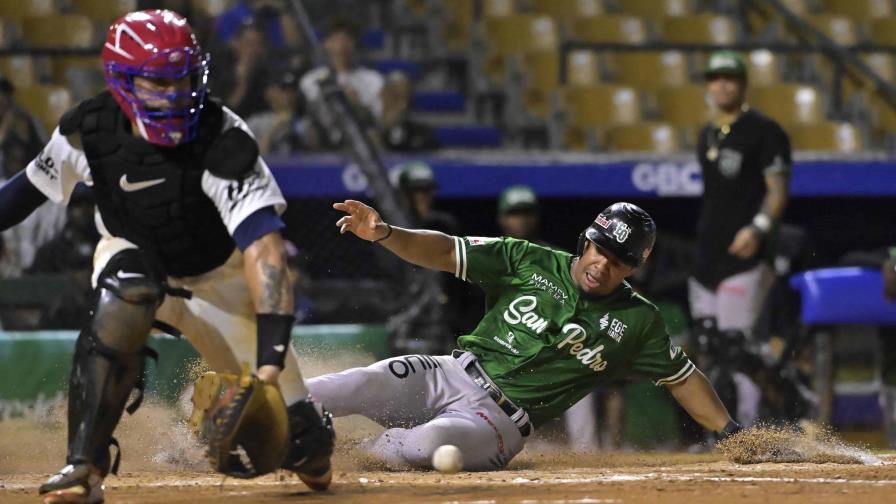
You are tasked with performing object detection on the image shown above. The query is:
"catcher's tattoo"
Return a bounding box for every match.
[259,262,290,314]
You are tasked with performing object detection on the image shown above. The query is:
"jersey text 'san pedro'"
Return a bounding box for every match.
[453,237,693,426]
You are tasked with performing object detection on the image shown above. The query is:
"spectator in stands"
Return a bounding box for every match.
[0,77,45,180]
[379,71,440,152]
[389,161,465,355]
[397,161,456,237]
[496,185,542,244]
[247,70,320,155]
[300,18,384,144]
[689,51,791,432]
[215,0,302,48]
[213,20,273,118]
[0,76,64,278]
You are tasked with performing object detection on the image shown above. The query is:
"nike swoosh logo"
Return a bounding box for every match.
[273,344,286,353]
[120,174,166,192]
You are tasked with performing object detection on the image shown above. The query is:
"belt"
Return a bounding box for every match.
[453,351,532,437]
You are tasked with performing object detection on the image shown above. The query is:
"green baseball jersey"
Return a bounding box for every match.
[452,236,694,427]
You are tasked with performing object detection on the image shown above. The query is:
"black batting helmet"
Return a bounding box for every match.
[576,202,656,268]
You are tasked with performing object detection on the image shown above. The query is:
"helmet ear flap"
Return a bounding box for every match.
[576,230,587,257]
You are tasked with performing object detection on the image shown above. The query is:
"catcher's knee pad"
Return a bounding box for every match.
[93,249,166,352]
[282,398,335,474]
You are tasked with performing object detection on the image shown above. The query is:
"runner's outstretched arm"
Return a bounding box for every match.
[334,199,456,273]
[667,368,734,433]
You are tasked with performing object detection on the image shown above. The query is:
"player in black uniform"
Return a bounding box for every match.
[690,50,791,429]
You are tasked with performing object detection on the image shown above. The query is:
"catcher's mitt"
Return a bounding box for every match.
[189,370,290,478]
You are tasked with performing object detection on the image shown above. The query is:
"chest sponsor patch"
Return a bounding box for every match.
[607,318,627,343]
[528,273,569,305]
[599,313,627,342]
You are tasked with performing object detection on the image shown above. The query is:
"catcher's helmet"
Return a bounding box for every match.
[576,202,656,268]
[101,10,209,146]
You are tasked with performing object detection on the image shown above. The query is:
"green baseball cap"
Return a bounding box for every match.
[397,161,436,190]
[704,50,747,79]
[498,185,538,214]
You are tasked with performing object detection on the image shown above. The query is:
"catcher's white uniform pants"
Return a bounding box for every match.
[92,236,308,405]
[306,351,530,471]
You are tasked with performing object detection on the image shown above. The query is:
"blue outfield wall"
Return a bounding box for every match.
[266,154,896,199]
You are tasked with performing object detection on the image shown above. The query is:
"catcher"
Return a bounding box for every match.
[0,10,332,503]
[307,199,742,470]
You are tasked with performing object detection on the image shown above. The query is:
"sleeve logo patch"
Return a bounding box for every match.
[34,149,58,181]
[468,236,499,246]
[670,344,681,359]
[226,170,267,211]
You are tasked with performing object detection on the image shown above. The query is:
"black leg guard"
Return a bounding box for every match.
[282,398,335,491]
[64,250,165,475]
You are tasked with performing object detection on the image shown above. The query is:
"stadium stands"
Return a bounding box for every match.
[750,84,825,127]
[22,14,95,48]
[571,16,648,44]
[70,0,138,28]
[530,0,604,31]
[656,84,713,146]
[0,0,57,21]
[789,121,863,152]
[821,0,893,22]
[1,0,895,152]
[605,122,680,153]
[0,56,39,90]
[15,85,72,133]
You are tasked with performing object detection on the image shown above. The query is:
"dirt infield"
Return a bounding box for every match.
[2,452,895,503]
[2,354,894,503]
[2,409,894,504]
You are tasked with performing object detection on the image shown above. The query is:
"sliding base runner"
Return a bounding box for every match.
[300,199,743,470]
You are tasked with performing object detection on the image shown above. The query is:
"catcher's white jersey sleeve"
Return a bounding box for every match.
[25,127,92,205]
[201,107,287,235]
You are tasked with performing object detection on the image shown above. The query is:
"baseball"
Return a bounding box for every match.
[432,444,463,474]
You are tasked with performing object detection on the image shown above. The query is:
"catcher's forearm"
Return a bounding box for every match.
[374,224,457,274]
[243,231,295,369]
[666,369,732,433]
[244,231,294,315]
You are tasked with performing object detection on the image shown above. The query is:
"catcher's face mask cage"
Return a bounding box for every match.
[104,48,209,147]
